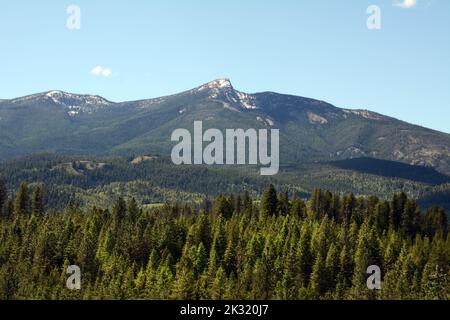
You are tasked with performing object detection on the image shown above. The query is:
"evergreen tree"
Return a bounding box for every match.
[193,243,208,277]
[309,252,326,298]
[390,192,407,230]
[31,186,45,217]
[172,269,195,300]
[112,197,127,221]
[14,182,29,216]
[3,199,14,219]
[127,198,139,223]
[325,244,339,293]
[0,182,447,300]
[341,193,356,224]
[251,258,269,299]
[297,225,313,287]
[0,178,7,218]
[277,191,290,216]
[290,197,306,219]
[211,267,227,300]
[260,184,278,217]
[424,207,448,237]
[400,199,418,237]
[214,195,233,219]
[421,262,449,300]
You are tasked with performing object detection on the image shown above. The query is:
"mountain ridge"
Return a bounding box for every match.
[1,79,446,132]
[1,79,450,175]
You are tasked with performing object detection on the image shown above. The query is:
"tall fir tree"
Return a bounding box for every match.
[31,186,45,217]
[0,178,7,218]
[260,184,278,217]
[14,182,29,216]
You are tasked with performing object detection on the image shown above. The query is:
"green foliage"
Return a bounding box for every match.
[260,183,278,217]
[14,182,29,216]
[0,178,6,218]
[31,186,45,217]
[0,184,448,300]
[2,154,450,214]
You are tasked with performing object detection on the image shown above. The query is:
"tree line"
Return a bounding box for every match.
[0,179,448,300]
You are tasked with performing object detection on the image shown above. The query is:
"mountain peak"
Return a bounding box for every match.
[192,79,258,110]
[196,79,234,92]
[43,91,112,107]
[207,78,233,89]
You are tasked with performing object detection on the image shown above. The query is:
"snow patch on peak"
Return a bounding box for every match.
[208,79,233,89]
[236,91,257,110]
[42,91,114,117]
[196,79,233,93]
[46,91,112,107]
[194,79,259,110]
[46,90,64,97]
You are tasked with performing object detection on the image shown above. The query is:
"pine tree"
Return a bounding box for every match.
[424,207,448,237]
[14,182,29,216]
[250,259,269,299]
[260,184,278,217]
[0,178,7,218]
[325,244,339,293]
[223,239,237,276]
[193,243,208,277]
[31,186,45,216]
[275,244,299,299]
[309,252,326,298]
[0,183,448,300]
[341,193,356,224]
[277,191,290,216]
[214,195,233,219]
[3,199,14,219]
[390,192,407,230]
[172,268,195,300]
[290,197,306,219]
[112,197,127,221]
[375,201,390,231]
[242,190,252,212]
[297,225,313,287]
[421,262,449,300]
[350,237,371,299]
[127,197,139,222]
[208,217,227,274]
[309,188,321,219]
[330,193,341,221]
[195,213,212,252]
[155,263,174,299]
[339,244,353,286]
[400,200,418,237]
[211,267,227,300]
[235,194,242,215]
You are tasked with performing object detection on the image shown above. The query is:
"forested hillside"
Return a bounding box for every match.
[2,154,450,212]
[0,182,448,300]
[2,80,450,175]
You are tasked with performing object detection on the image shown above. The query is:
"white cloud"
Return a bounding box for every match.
[393,0,418,9]
[101,68,112,77]
[91,66,112,78]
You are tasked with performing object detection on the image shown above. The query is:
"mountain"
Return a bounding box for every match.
[1,79,450,175]
[330,157,450,185]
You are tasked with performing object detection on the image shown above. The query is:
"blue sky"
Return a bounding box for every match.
[0,0,449,133]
